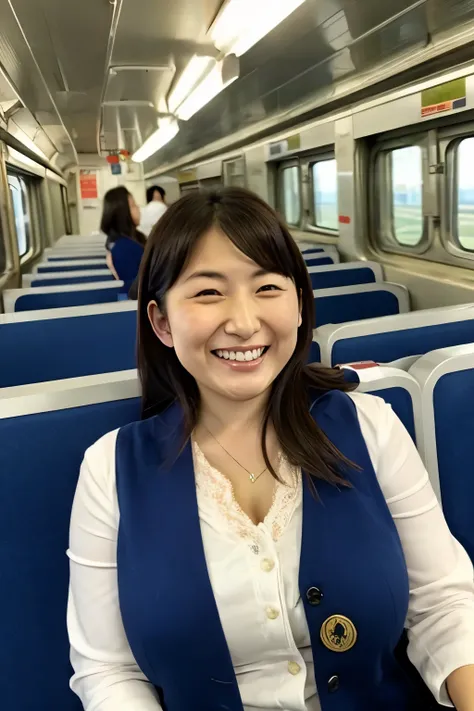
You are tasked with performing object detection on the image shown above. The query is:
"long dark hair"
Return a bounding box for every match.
[137,187,356,486]
[100,186,146,248]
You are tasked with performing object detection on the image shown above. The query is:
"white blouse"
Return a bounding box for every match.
[67,393,474,711]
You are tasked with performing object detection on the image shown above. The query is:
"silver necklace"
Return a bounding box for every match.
[201,424,267,484]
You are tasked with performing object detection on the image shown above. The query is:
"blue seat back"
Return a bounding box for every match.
[47,255,106,262]
[314,284,409,328]
[0,305,137,387]
[308,261,382,291]
[0,374,141,711]
[304,256,334,267]
[314,304,474,366]
[5,283,124,312]
[30,274,114,287]
[410,345,474,562]
[37,263,107,273]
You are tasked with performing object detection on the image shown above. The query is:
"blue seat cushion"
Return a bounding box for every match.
[15,287,122,312]
[310,267,376,291]
[48,256,105,262]
[315,289,400,328]
[0,398,141,711]
[433,369,474,561]
[331,319,474,367]
[0,310,137,387]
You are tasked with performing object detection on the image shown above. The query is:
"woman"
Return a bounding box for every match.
[68,188,474,711]
[100,186,146,295]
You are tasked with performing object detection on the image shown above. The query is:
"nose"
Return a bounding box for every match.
[224,293,260,340]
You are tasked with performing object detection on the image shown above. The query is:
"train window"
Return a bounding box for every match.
[390,146,423,246]
[311,159,338,230]
[456,137,474,251]
[281,166,300,225]
[223,157,246,187]
[7,173,31,258]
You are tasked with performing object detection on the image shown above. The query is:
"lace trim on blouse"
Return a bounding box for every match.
[192,441,301,548]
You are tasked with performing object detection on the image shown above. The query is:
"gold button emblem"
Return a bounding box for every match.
[261,559,275,573]
[265,607,280,620]
[320,615,357,653]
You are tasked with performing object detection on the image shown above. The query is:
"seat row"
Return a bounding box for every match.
[2,344,474,711]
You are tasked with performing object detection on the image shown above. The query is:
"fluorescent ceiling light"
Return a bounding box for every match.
[174,58,238,121]
[168,55,215,114]
[132,119,179,163]
[210,0,307,57]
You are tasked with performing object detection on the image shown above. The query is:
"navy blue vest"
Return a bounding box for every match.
[115,390,432,711]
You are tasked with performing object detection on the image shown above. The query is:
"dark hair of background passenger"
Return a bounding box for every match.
[100,186,146,249]
[137,187,356,487]
[146,185,166,203]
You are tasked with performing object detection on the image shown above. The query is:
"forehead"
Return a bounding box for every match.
[180,226,257,274]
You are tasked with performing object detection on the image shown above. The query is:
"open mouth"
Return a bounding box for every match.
[212,346,270,362]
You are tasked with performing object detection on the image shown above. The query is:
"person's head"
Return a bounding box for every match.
[146,185,166,204]
[101,187,141,243]
[137,187,354,486]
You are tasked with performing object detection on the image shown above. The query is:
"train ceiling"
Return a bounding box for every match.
[1,0,474,173]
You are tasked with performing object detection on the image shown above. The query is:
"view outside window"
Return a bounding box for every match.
[456,137,474,251]
[391,146,423,246]
[8,174,31,257]
[282,166,300,225]
[312,159,338,230]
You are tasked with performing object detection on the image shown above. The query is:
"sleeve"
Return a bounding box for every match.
[351,393,474,707]
[67,430,162,711]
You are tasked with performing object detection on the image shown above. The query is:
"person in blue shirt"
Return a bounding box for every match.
[100,186,146,295]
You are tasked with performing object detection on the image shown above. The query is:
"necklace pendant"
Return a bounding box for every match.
[249,473,256,483]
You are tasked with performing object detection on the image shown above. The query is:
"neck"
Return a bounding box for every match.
[198,388,270,436]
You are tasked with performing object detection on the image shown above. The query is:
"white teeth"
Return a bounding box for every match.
[214,347,266,362]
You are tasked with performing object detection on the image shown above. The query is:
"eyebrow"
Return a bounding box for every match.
[184,268,271,283]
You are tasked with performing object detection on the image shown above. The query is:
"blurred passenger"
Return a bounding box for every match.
[139,184,167,237]
[69,187,474,711]
[100,186,146,296]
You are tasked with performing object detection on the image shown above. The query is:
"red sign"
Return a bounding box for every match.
[79,171,98,200]
[338,215,351,224]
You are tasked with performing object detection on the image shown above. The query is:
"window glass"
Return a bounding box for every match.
[7,174,31,257]
[281,166,300,225]
[456,137,474,251]
[391,146,423,246]
[0,212,6,275]
[312,159,338,230]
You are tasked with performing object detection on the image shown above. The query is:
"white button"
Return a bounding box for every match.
[261,558,275,573]
[265,607,280,620]
[288,661,301,676]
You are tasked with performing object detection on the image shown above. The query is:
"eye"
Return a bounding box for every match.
[257,284,283,293]
[195,289,222,297]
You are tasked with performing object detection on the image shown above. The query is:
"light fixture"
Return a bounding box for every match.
[168,55,215,115]
[131,118,179,163]
[209,0,307,57]
[172,54,239,121]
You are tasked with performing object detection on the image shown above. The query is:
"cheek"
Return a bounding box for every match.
[168,305,217,352]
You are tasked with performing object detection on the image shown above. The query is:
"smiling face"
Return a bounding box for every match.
[148,226,302,407]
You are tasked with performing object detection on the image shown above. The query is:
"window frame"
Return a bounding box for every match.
[308,152,338,235]
[439,121,474,263]
[370,134,431,256]
[222,156,247,188]
[277,160,302,228]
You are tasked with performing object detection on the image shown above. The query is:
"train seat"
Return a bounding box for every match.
[313,282,410,329]
[35,259,109,273]
[24,270,114,287]
[301,245,339,259]
[3,282,124,312]
[0,371,140,711]
[47,255,106,262]
[344,362,422,446]
[308,261,383,290]
[409,344,474,561]
[0,302,137,387]
[311,303,474,366]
